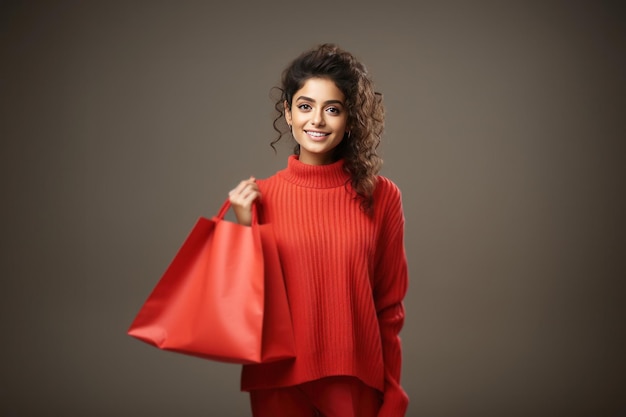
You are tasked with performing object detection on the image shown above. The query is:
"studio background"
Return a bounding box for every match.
[1,1,624,416]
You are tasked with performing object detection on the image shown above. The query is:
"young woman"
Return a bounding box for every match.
[228,43,409,417]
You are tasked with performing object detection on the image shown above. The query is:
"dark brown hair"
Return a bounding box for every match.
[271,43,384,213]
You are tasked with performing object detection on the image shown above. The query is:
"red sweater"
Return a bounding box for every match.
[241,155,409,416]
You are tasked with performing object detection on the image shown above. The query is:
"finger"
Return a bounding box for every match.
[229,178,257,196]
[240,191,260,207]
[239,187,261,205]
[230,184,259,202]
[229,183,248,198]
[229,181,249,195]
[229,190,261,210]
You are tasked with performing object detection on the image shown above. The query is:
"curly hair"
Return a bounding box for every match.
[270,43,384,214]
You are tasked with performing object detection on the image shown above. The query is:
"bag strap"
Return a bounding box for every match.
[215,199,259,225]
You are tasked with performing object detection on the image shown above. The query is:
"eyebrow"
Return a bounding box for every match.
[295,95,345,106]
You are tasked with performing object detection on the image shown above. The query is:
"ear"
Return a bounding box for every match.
[284,100,292,125]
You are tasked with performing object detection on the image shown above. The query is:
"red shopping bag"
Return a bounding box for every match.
[127,200,295,364]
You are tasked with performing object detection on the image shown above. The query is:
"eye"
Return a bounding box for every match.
[326,107,341,114]
[297,103,312,111]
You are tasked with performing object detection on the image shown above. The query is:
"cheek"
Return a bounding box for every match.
[336,117,349,131]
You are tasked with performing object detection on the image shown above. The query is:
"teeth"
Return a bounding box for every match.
[307,131,327,137]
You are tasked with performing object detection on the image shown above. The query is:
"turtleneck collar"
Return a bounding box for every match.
[278,155,350,189]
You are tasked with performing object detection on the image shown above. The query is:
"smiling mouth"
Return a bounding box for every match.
[305,130,330,138]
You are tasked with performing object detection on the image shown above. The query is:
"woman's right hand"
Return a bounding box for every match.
[228,176,261,226]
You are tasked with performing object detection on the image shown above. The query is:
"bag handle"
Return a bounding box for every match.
[215,199,259,225]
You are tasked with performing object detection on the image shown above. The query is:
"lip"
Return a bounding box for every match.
[304,130,330,141]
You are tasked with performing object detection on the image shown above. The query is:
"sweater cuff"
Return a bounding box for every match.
[377,382,409,417]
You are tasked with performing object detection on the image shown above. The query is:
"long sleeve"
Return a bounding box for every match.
[373,182,409,417]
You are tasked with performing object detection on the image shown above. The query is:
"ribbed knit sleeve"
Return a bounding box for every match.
[373,177,409,417]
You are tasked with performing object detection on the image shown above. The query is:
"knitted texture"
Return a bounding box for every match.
[241,155,409,416]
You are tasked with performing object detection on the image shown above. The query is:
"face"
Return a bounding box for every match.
[285,77,348,165]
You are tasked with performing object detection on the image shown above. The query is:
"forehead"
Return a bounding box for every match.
[295,77,345,102]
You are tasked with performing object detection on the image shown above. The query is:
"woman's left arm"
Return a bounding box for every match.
[373,182,410,417]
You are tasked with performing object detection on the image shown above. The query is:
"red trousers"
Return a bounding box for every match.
[249,376,382,417]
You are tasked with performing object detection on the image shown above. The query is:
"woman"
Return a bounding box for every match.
[228,43,409,417]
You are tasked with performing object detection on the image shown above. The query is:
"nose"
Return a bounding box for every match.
[311,109,325,126]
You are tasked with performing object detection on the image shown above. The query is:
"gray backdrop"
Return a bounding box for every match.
[1,1,625,416]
